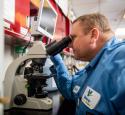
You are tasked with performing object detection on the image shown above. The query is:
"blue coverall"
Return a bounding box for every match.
[51,36,125,115]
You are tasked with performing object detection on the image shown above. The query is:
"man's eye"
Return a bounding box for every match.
[71,35,76,41]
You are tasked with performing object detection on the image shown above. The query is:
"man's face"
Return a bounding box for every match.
[70,21,95,61]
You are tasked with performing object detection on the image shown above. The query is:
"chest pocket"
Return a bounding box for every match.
[76,86,103,115]
[81,86,101,109]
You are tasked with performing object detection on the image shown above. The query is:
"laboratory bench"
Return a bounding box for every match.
[4,91,76,115]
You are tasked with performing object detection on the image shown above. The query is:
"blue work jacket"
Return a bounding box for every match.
[51,36,125,115]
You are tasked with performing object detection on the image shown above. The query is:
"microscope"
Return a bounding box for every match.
[3,41,52,110]
[3,35,73,110]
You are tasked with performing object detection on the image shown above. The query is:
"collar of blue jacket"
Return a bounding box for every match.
[85,36,120,70]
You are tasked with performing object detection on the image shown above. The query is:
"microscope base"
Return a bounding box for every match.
[13,97,52,110]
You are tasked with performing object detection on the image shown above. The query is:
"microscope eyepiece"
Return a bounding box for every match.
[46,35,72,56]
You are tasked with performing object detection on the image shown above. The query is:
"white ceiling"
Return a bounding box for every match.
[70,0,125,31]
[69,0,125,34]
[55,0,125,38]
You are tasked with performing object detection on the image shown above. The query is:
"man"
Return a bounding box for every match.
[51,13,125,114]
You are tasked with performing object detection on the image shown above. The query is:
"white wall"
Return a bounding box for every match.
[0,1,4,80]
[0,0,4,114]
[0,0,15,113]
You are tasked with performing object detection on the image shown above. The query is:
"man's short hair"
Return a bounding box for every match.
[73,13,113,34]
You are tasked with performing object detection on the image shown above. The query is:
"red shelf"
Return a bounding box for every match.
[5,28,33,42]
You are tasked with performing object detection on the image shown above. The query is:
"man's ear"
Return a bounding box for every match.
[90,28,99,44]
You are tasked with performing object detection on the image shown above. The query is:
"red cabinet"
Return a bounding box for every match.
[4,0,70,43]
[4,0,33,42]
[50,0,70,40]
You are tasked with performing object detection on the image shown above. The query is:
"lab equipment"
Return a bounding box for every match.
[3,41,52,110]
[30,0,58,39]
[46,35,73,56]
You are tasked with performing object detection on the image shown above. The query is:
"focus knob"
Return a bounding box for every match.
[14,94,27,105]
